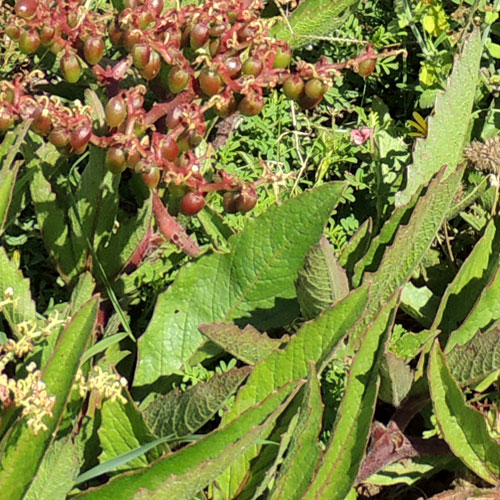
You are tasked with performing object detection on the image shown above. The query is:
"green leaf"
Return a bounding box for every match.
[0,122,31,234]
[395,29,482,206]
[338,218,372,274]
[216,285,369,499]
[0,246,38,336]
[97,193,153,281]
[197,206,234,253]
[73,381,299,500]
[29,147,79,283]
[270,0,358,49]
[348,164,463,352]
[378,351,413,407]
[352,194,418,288]
[269,363,323,500]
[143,366,252,439]
[199,323,288,365]
[0,297,98,500]
[400,282,439,328]
[135,182,346,386]
[22,437,82,500]
[429,341,500,485]
[433,218,500,342]
[447,324,500,387]
[99,398,157,472]
[296,236,349,320]
[302,294,398,500]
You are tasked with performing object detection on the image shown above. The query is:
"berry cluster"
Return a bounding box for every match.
[1,0,387,218]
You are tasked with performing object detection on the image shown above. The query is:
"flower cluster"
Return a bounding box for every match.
[74,366,128,408]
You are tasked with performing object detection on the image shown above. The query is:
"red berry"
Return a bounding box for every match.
[190,23,209,50]
[126,148,141,168]
[84,37,104,66]
[61,53,82,83]
[180,192,205,215]
[0,107,14,132]
[30,107,52,136]
[283,75,304,101]
[106,146,127,174]
[159,135,179,161]
[105,96,127,128]
[224,57,242,78]
[15,0,37,19]
[167,66,190,94]
[124,29,142,52]
[132,43,151,69]
[146,0,164,15]
[198,69,222,96]
[357,58,376,78]
[238,93,264,116]
[19,30,40,54]
[215,94,237,118]
[140,50,161,80]
[70,124,92,149]
[166,106,183,129]
[48,127,70,148]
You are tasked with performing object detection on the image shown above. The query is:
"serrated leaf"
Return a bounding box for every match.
[395,29,482,206]
[433,218,500,341]
[0,297,98,500]
[347,164,463,352]
[400,282,440,328]
[429,341,500,485]
[99,398,157,472]
[447,325,500,386]
[143,366,252,439]
[302,294,398,500]
[270,0,358,49]
[216,285,369,499]
[22,436,82,500]
[296,236,349,320]
[197,206,233,253]
[269,363,323,500]
[199,323,288,365]
[378,351,413,407]
[0,246,38,337]
[135,182,346,386]
[73,381,299,500]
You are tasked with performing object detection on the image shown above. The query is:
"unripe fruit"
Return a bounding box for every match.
[106,146,127,174]
[138,10,154,30]
[238,93,264,116]
[105,96,127,128]
[109,23,123,46]
[273,47,291,68]
[198,69,222,96]
[15,0,37,19]
[215,94,237,118]
[141,165,161,188]
[241,57,263,76]
[304,78,328,99]
[124,29,142,51]
[146,0,164,16]
[190,23,209,50]
[208,22,225,37]
[209,38,220,58]
[70,124,92,149]
[48,127,70,148]
[283,75,304,101]
[159,135,179,161]
[84,37,104,65]
[179,191,205,215]
[6,25,21,41]
[30,107,52,135]
[132,43,151,69]
[19,30,40,54]
[177,129,202,152]
[357,58,376,78]
[126,148,141,168]
[39,25,55,45]
[167,66,190,94]
[298,93,322,110]
[140,50,161,80]
[61,53,83,83]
